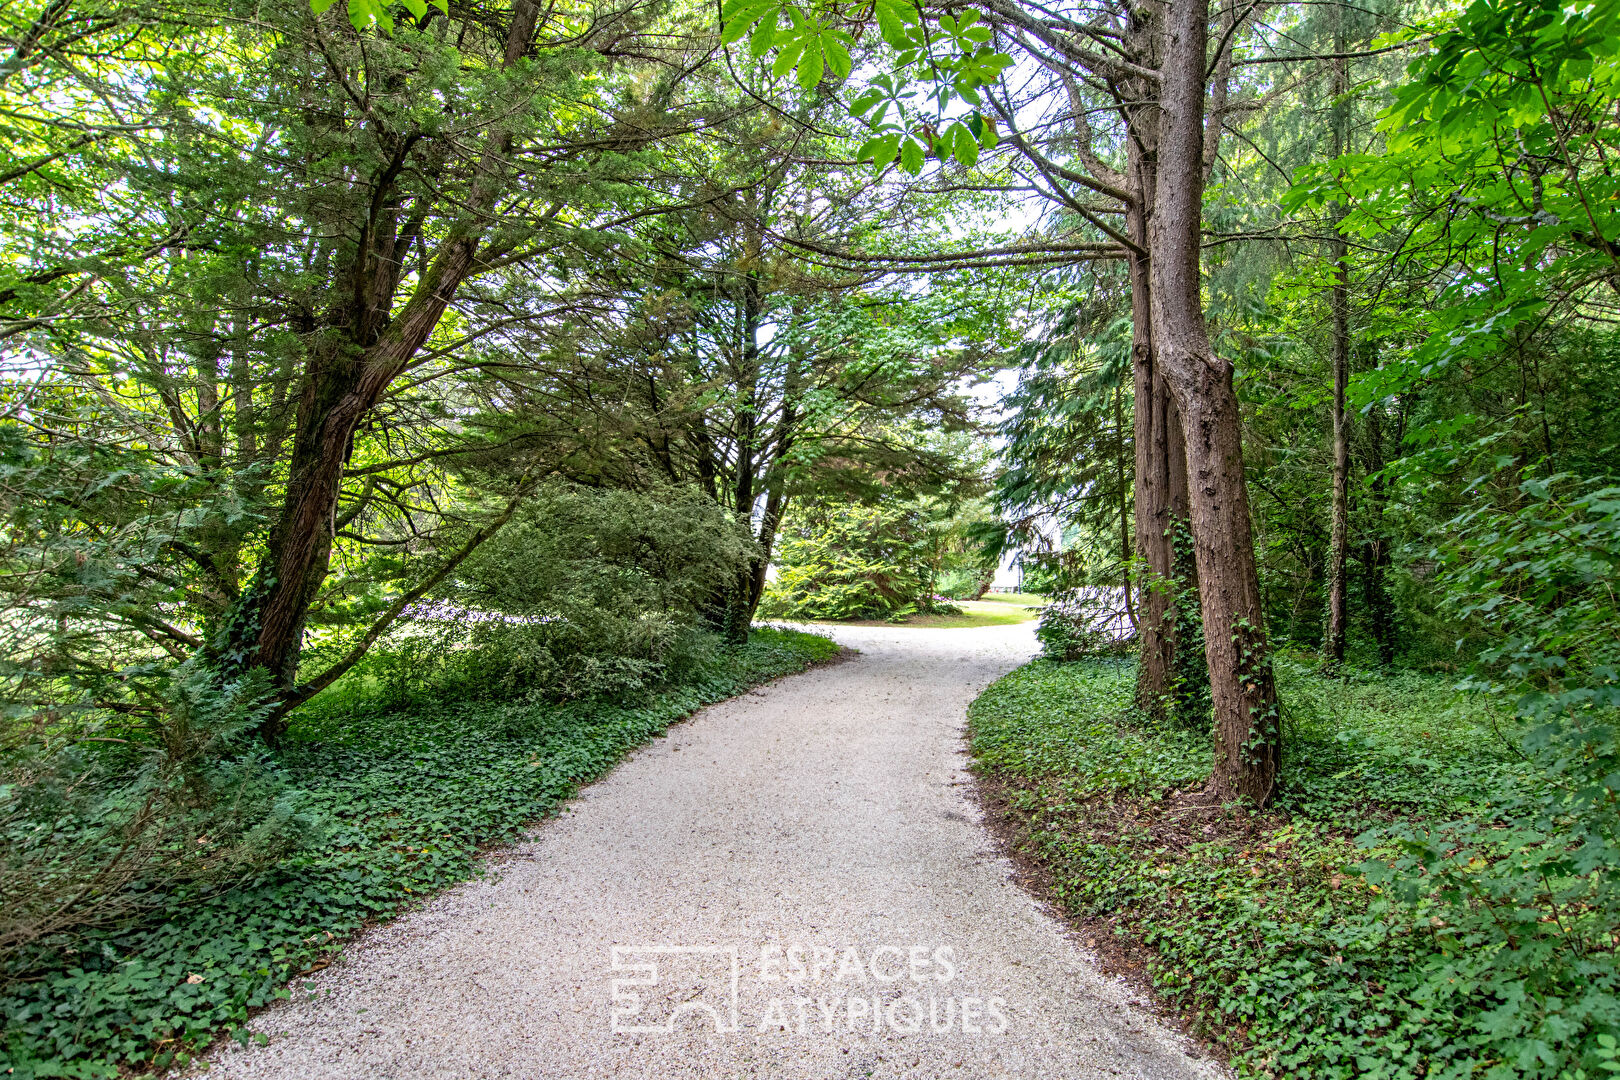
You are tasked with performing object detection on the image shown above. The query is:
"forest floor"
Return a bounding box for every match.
[198,623,1221,1080]
[967,656,1536,1078]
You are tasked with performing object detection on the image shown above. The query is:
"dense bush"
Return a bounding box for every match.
[0,660,317,969]
[935,565,994,601]
[0,627,837,1078]
[316,484,757,705]
[759,499,938,620]
[1363,471,1620,1077]
[759,496,989,621]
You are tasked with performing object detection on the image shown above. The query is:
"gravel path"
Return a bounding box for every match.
[203,623,1224,1080]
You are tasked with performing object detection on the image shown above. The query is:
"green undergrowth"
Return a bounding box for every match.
[0,626,838,1079]
[969,656,1620,1080]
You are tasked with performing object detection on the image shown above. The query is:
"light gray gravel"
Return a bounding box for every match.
[201,622,1225,1080]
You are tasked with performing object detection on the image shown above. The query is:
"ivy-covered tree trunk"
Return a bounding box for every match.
[1122,6,1200,723]
[1130,243,1196,720]
[1151,0,1280,804]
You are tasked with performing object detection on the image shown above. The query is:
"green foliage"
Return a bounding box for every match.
[1292,0,1620,441]
[934,564,994,601]
[760,498,938,621]
[1034,587,1133,662]
[971,659,1210,796]
[1433,471,1620,718]
[0,424,267,720]
[314,0,447,34]
[993,295,1134,587]
[0,627,837,1078]
[1351,469,1620,1079]
[970,654,1620,1079]
[759,492,992,622]
[718,0,1011,173]
[1,659,308,967]
[348,484,758,705]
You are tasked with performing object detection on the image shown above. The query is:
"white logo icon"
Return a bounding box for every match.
[610,946,741,1033]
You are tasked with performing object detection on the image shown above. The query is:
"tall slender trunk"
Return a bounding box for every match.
[240,236,482,696]
[1132,302,1195,719]
[749,487,786,616]
[225,0,542,732]
[1122,34,1197,718]
[1151,0,1280,804]
[724,265,763,645]
[1323,36,1352,668]
[1114,382,1136,628]
[1131,239,1175,714]
[744,336,802,623]
[1119,0,1200,720]
[1361,399,1396,664]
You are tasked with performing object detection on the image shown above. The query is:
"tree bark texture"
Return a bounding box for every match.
[227,0,543,732]
[1131,243,1195,720]
[1150,0,1280,803]
[1121,0,1198,719]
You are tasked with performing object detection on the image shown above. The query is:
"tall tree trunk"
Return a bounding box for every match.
[723,264,763,645]
[1323,38,1352,668]
[1114,382,1136,628]
[1119,0,1200,720]
[744,337,801,624]
[1361,399,1396,664]
[1151,0,1280,804]
[225,0,542,732]
[1131,239,1174,714]
[1123,43,1195,719]
[748,487,786,617]
[237,237,482,696]
[1132,287,1195,719]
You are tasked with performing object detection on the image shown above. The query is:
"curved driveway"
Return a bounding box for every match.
[204,623,1223,1080]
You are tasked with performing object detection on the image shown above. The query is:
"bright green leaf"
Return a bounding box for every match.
[771,43,803,80]
[823,36,852,78]
[797,44,825,89]
[748,19,777,55]
[899,137,924,173]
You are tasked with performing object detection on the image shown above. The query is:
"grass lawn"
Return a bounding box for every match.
[806,597,1046,630]
[975,591,1048,607]
[967,654,1611,1079]
[0,627,839,1079]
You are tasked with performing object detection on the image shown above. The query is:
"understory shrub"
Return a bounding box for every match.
[310,484,758,705]
[936,565,994,600]
[0,660,317,970]
[1035,586,1135,660]
[759,497,958,621]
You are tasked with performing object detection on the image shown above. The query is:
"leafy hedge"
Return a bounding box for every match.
[969,656,1620,1080]
[0,627,838,1079]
